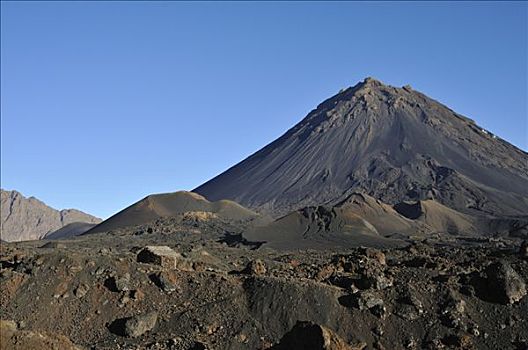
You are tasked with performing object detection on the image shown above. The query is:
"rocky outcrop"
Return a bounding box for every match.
[136,246,193,270]
[271,321,364,350]
[481,262,526,304]
[124,312,158,338]
[0,189,101,242]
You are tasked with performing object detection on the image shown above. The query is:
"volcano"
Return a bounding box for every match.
[195,78,528,221]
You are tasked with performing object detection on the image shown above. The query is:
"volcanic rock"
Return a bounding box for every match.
[339,290,385,316]
[243,259,267,276]
[112,273,131,292]
[520,241,528,258]
[270,321,361,350]
[125,312,158,337]
[152,271,178,292]
[137,246,192,270]
[73,284,89,299]
[481,262,526,304]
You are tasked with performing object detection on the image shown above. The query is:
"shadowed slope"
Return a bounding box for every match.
[44,222,99,240]
[394,200,476,235]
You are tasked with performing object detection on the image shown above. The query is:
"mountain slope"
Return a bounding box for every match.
[0,189,101,242]
[85,191,258,234]
[195,78,528,219]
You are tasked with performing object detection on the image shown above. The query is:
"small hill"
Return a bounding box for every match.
[0,189,101,242]
[394,199,477,235]
[242,194,492,249]
[86,191,258,234]
[243,204,405,250]
[334,192,415,235]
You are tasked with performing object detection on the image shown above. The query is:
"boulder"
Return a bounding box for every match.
[339,290,385,318]
[270,321,364,350]
[356,269,392,290]
[114,273,131,292]
[137,246,192,270]
[74,284,89,298]
[359,248,386,266]
[153,271,177,292]
[123,312,158,338]
[520,241,528,259]
[483,262,526,304]
[243,259,267,276]
[355,291,384,310]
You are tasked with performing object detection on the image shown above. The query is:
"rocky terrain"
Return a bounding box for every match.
[1,189,101,242]
[1,214,527,350]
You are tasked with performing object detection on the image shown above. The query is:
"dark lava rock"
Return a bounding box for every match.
[74,284,89,298]
[355,291,384,311]
[110,312,158,338]
[104,274,131,293]
[440,292,467,329]
[520,241,528,259]
[243,259,267,276]
[270,320,362,350]
[152,271,177,292]
[137,246,192,270]
[114,273,131,292]
[479,262,527,304]
[339,290,385,318]
[356,269,392,290]
[394,304,421,321]
[441,333,473,349]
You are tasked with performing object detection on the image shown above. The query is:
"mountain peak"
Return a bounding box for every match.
[362,76,384,86]
[1,189,101,242]
[351,77,412,95]
[338,77,401,103]
[195,79,528,218]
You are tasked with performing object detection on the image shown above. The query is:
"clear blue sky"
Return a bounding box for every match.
[1,1,527,219]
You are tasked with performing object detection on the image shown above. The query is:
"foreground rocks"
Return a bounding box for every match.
[124,312,158,338]
[0,319,81,350]
[243,259,267,276]
[270,321,364,350]
[137,245,193,270]
[482,261,526,304]
[1,229,527,350]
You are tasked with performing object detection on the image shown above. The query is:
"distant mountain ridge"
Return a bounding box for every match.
[0,189,101,242]
[194,77,528,220]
